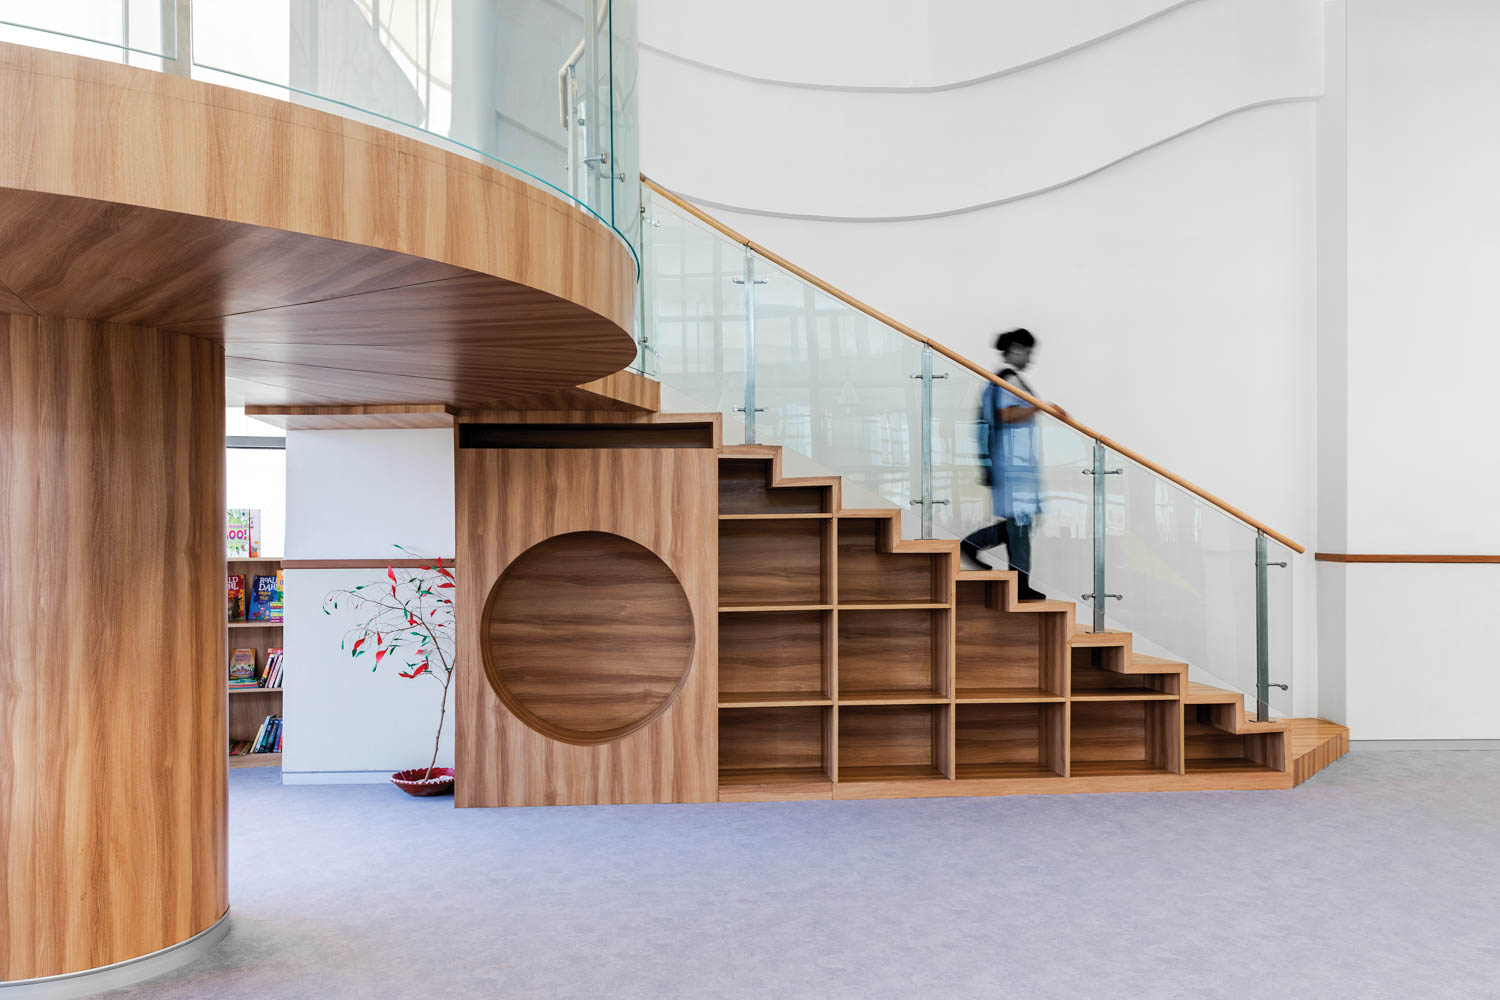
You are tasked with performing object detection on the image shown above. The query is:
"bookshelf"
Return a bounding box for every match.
[227,555,283,768]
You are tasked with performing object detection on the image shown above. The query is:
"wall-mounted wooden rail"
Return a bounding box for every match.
[1315,553,1500,564]
[643,175,1305,555]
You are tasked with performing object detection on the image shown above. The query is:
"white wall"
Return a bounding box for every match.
[1321,0,1500,738]
[282,429,457,780]
[642,0,1325,716]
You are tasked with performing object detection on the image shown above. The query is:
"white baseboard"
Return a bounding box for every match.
[1351,739,1500,751]
[280,770,399,784]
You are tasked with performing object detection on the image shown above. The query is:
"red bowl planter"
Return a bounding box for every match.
[390,767,455,796]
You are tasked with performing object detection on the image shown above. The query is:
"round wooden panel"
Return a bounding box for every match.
[481,532,695,745]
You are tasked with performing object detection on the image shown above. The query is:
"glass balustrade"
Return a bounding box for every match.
[2,0,643,365]
[0,0,175,60]
[644,182,1295,718]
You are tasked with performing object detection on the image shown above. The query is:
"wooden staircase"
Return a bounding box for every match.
[715,444,1347,802]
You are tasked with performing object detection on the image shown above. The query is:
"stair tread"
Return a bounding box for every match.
[838,508,900,519]
[1184,681,1243,704]
[1070,630,1131,646]
[889,540,956,554]
[719,445,779,459]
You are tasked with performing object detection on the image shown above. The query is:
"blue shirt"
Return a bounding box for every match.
[978,375,1043,526]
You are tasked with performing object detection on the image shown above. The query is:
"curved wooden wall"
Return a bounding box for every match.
[0,42,639,406]
[0,316,227,981]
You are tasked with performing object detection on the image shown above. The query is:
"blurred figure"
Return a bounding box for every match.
[962,328,1051,601]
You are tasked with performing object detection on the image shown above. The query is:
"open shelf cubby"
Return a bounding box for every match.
[955,580,1067,701]
[718,518,831,609]
[1184,706,1286,773]
[1069,700,1180,777]
[719,610,834,705]
[1069,646,1179,701]
[719,460,830,515]
[836,517,948,606]
[955,703,1066,779]
[837,608,950,702]
[719,706,833,787]
[837,704,950,782]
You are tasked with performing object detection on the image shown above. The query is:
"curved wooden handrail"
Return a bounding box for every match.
[643,175,1305,554]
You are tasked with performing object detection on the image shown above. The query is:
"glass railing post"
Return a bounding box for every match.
[1255,531,1270,722]
[908,345,948,539]
[732,246,764,442]
[1090,441,1107,631]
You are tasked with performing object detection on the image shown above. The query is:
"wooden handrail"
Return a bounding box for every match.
[643,175,1305,554]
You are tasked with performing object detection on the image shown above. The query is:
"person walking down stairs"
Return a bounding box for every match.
[960,327,1059,601]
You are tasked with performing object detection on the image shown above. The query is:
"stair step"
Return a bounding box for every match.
[838,508,900,519]
[719,445,779,460]
[1070,630,1130,647]
[1184,681,1242,705]
[890,540,957,554]
[1128,654,1187,674]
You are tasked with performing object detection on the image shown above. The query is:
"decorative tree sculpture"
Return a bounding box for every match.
[324,546,455,780]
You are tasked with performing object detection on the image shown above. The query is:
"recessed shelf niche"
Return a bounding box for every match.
[1069,700,1181,777]
[955,580,1067,700]
[719,610,834,705]
[956,703,1066,779]
[837,704,951,782]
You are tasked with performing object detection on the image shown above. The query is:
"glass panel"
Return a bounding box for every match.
[0,0,176,59]
[929,354,1093,609]
[751,252,923,519]
[1102,448,1292,717]
[644,190,746,433]
[190,0,637,261]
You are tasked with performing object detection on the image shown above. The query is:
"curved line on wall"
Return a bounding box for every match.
[655,96,1320,224]
[641,0,1212,95]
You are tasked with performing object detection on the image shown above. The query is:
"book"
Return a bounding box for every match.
[262,647,283,688]
[228,648,257,687]
[226,509,261,558]
[249,574,279,621]
[271,569,284,621]
[227,574,246,621]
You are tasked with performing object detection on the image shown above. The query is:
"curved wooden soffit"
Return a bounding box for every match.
[0,42,639,406]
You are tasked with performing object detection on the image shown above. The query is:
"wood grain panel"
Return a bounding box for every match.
[719,707,828,774]
[719,519,827,606]
[482,532,695,744]
[719,611,830,700]
[956,704,1067,778]
[837,609,943,697]
[837,706,943,776]
[0,44,638,407]
[455,441,718,806]
[955,581,1069,695]
[719,461,829,515]
[837,518,942,604]
[0,315,226,980]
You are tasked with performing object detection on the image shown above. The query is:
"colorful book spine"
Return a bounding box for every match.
[226,574,246,621]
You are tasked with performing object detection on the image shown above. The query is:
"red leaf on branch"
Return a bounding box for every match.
[376,648,387,664]
[352,637,365,653]
[436,582,454,589]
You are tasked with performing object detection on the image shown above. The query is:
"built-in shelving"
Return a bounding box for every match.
[710,453,1235,799]
[227,555,284,768]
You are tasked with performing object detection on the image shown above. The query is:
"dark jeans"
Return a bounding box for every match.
[962,519,1036,593]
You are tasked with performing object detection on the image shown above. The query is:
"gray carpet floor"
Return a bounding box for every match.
[103,750,1500,1000]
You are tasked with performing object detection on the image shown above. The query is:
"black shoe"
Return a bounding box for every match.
[959,541,982,565]
[1018,586,1048,602]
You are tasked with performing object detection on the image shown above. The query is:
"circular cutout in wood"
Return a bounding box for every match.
[481,531,696,745]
